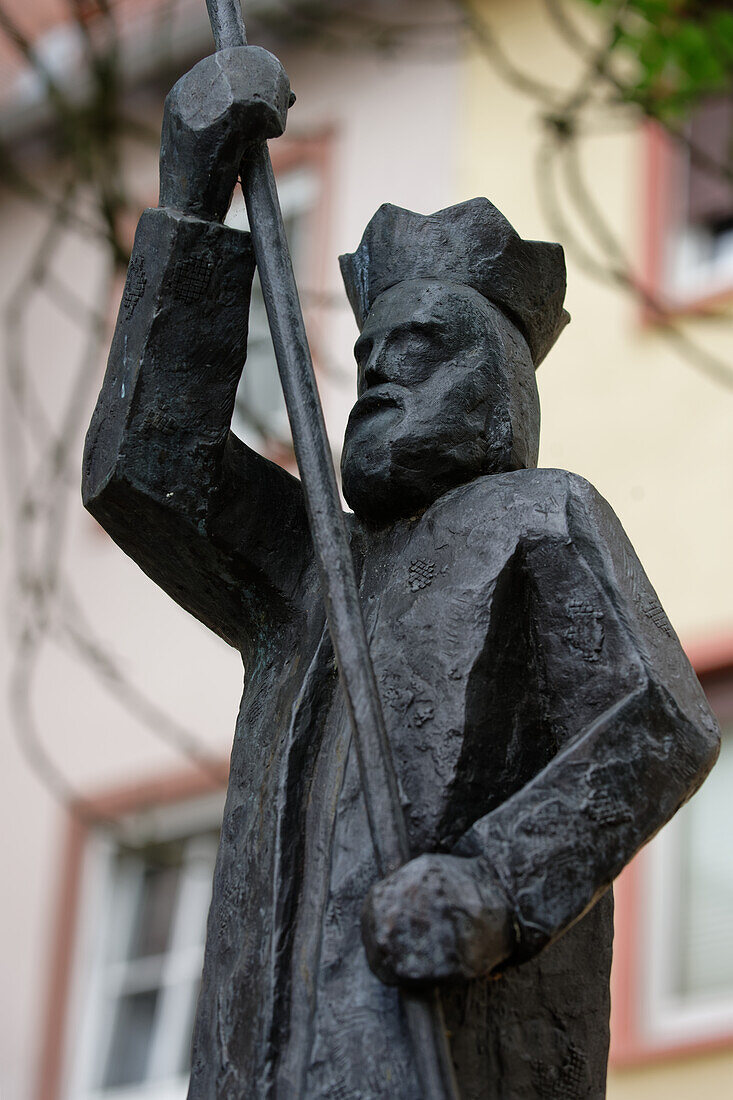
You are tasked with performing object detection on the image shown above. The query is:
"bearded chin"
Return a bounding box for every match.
[342,425,452,525]
[340,432,403,525]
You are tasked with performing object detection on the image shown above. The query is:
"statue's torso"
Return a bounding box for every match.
[189,469,612,1100]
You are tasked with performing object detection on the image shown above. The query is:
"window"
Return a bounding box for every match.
[224,163,321,452]
[647,97,733,308]
[611,651,733,1062]
[642,717,733,1045]
[62,791,224,1100]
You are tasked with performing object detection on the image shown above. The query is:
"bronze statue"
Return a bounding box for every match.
[82,39,719,1100]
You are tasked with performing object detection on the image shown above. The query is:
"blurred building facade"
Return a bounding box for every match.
[463,3,733,1098]
[0,1,731,1099]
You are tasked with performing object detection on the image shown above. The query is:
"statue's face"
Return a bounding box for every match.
[341,278,538,525]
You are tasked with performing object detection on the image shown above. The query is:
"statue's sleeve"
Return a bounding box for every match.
[453,474,720,966]
[82,207,311,651]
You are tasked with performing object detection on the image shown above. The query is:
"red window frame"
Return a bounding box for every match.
[35,763,229,1100]
[642,119,733,320]
[610,635,733,1066]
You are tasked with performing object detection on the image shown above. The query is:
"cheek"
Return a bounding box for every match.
[423,370,492,432]
[388,389,479,466]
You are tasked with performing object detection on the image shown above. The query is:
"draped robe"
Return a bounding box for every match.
[83,208,720,1099]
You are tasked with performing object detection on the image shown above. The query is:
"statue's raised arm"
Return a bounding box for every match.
[83,36,720,1097]
[82,48,312,653]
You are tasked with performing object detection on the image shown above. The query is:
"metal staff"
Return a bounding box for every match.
[204,2,460,1097]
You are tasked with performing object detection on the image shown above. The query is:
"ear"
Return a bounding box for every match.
[477,304,539,475]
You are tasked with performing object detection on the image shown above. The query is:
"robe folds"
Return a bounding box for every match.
[83,208,720,1100]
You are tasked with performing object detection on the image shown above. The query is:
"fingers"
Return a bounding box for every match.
[362,854,493,987]
[159,46,292,221]
[168,47,290,140]
[362,853,515,988]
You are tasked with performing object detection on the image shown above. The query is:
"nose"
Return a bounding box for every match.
[363,340,390,388]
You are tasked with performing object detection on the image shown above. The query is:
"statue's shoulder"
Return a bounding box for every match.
[437,467,607,536]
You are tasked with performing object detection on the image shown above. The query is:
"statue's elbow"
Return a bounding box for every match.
[695,715,721,786]
[82,418,109,507]
[81,412,132,524]
[670,718,721,821]
[652,676,721,801]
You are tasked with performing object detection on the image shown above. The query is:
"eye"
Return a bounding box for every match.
[418,322,447,344]
[399,323,443,357]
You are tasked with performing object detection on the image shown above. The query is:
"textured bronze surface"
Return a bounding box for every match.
[83,38,719,1100]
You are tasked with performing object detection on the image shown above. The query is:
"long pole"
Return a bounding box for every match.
[204,3,460,1098]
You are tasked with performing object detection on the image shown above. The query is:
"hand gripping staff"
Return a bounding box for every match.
[204,2,461,1097]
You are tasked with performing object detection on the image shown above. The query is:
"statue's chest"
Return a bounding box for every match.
[353,514,522,848]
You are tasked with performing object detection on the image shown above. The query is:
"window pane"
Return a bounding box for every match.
[71,811,223,1097]
[101,989,158,1088]
[234,212,301,445]
[234,267,291,441]
[675,722,733,998]
[661,96,733,301]
[129,854,182,960]
[177,979,201,1076]
[686,95,733,228]
[226,167,319,448]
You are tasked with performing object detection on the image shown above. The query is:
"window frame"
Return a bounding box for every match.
[610,637,733,1066]
[642,117,733,319]
[227,131,334,468]
[35,765,228,1100]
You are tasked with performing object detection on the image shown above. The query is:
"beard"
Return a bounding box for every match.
[340,393,491,526]
[340,405,413,526]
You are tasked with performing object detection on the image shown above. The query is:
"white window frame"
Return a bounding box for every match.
[225,166,321,447]
[639,735,733,1046]
[61,792,225,1100]
[662,110,733,304]
[665,201,733,304]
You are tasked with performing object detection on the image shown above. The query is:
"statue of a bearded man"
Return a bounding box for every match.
[83,46,719,1100]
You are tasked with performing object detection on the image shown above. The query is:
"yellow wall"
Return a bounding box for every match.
[460,0,733,643]
[608,1050,733,1099]
[462,1,733,1095]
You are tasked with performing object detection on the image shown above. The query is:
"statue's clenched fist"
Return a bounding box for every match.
[159,45,292,222]
[361,853,515,987]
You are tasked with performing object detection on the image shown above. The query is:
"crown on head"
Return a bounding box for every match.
[339,198,570,367]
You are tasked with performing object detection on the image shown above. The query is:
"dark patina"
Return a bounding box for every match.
[82,42,720,1100]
